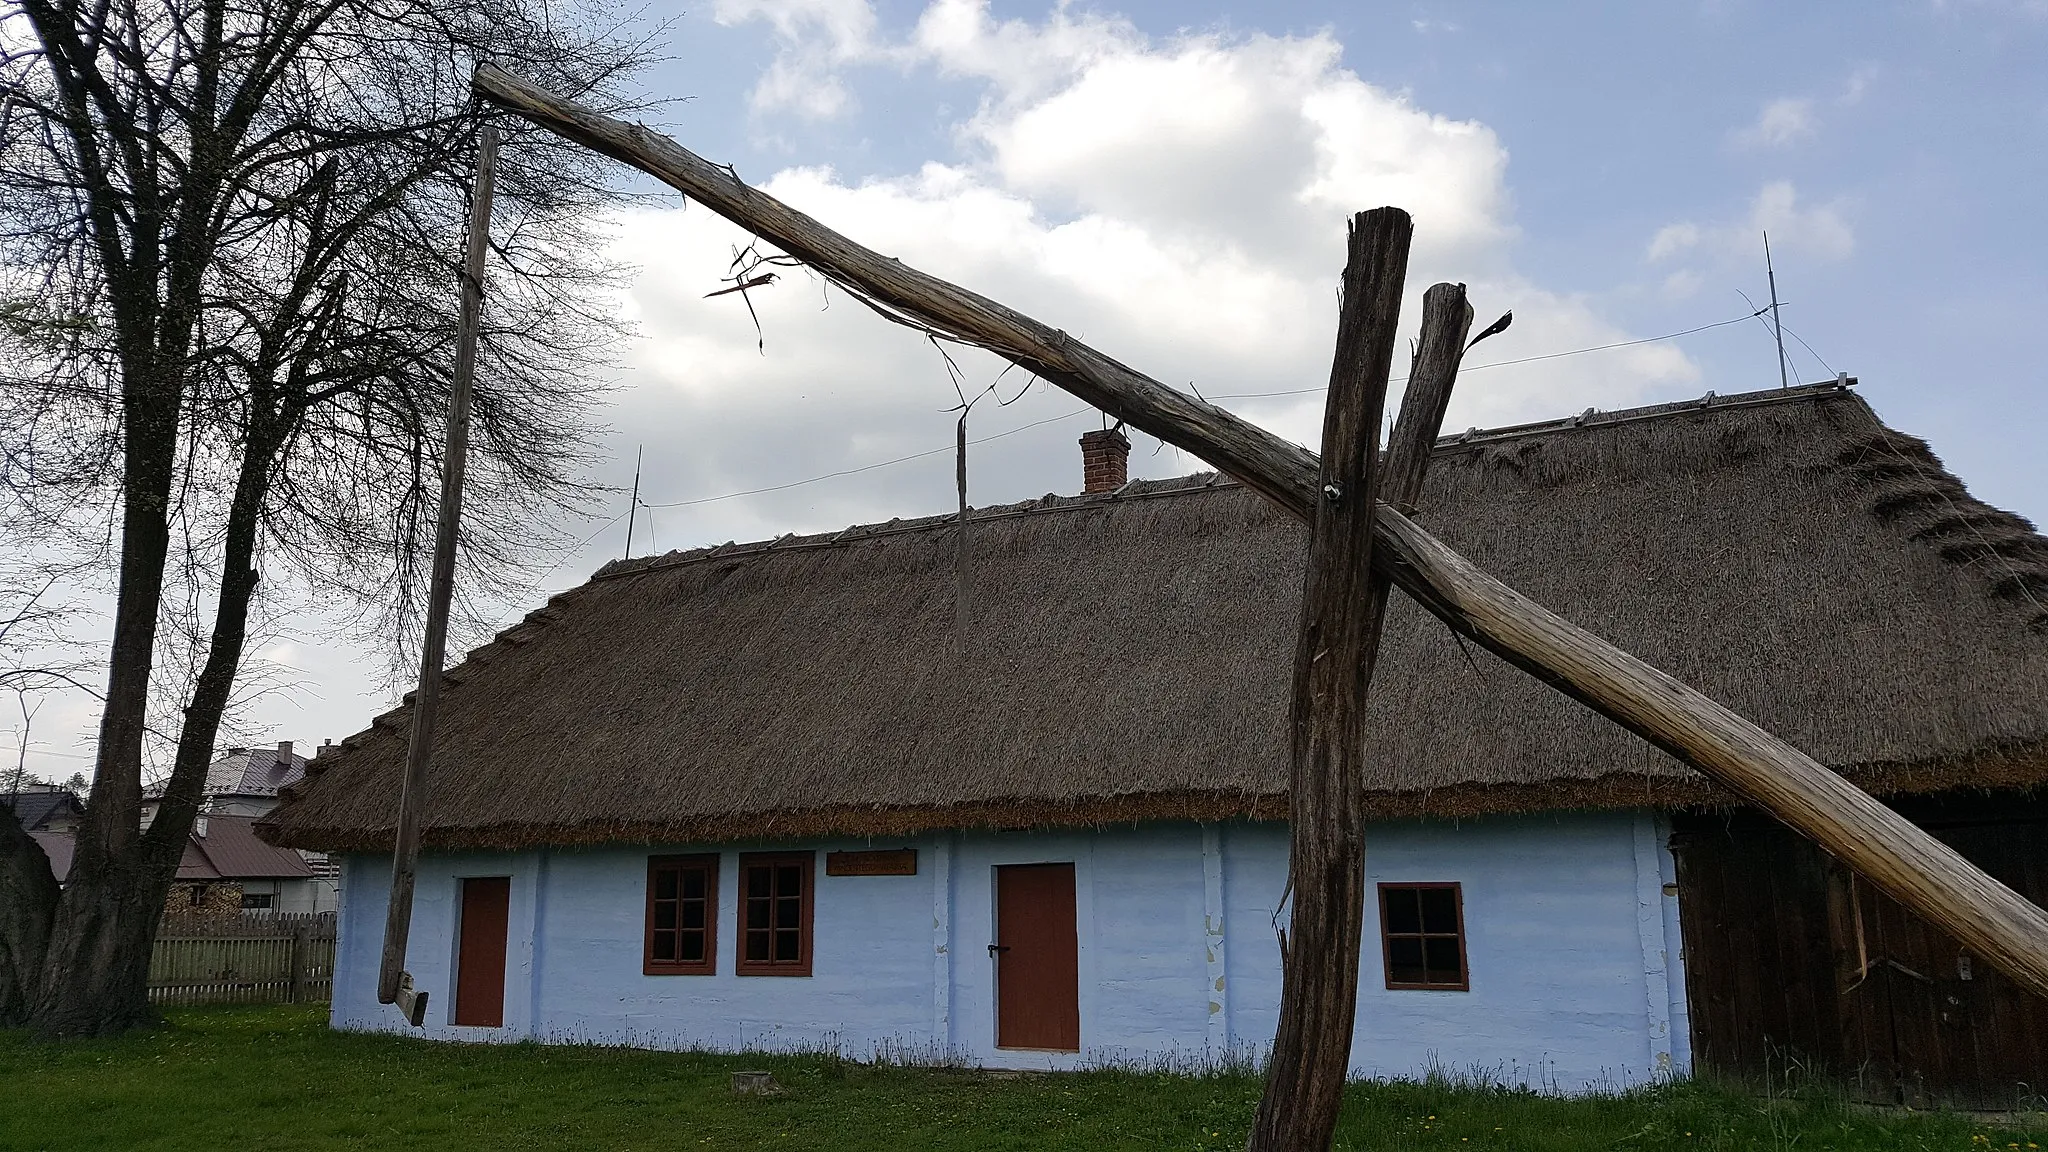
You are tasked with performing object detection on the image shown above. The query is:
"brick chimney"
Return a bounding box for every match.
[277,739,293,763]
[1079,427,1130,494]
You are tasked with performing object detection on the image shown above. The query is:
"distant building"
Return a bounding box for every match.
[1,785,86,834]
[33,812,330,914]
[143,741,311,821]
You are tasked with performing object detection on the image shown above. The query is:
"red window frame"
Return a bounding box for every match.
[736,851,814,976]
[1378,882,1470,991]
[645,854,719,975]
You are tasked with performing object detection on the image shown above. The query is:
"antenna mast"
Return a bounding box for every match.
[1764,231,1789,390]
[623,445,642,559]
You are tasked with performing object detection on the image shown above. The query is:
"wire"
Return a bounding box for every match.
[639,407,1091,510]
[1208,305,1771,402]
[1782,324,1836,378]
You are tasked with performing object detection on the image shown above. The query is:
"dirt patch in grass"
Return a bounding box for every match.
[0,1005,2041,1150]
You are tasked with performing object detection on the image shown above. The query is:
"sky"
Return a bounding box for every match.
[12,0,2048,782]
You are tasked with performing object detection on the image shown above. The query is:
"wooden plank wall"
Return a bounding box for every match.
[148,912,337,1007]
[1673,793,2048,1109]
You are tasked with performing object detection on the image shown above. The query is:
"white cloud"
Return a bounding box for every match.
[1647,222,1702,262]
[1838,64,1878,106]
[1734,97,1817,149]
[1648,181,1854,270]
[713,0,892,118]
[614,0,1702,557]
[1750,181,1854,261]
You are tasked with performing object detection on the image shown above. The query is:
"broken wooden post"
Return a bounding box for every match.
[1248,208,1410,1151]
[1383,284,1476,514]
[471,64,2048,1001]
[377,123,499,1024]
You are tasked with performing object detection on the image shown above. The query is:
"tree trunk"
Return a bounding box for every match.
[29,352,184,1037]
[0,808,59,1027]
[1248,209,1410,1150]
[472,62,2048,1001]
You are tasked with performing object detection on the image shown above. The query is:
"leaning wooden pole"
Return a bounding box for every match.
[377,124,499,1023]
[471,65,2048,1000]
[1249,209,1410,1151]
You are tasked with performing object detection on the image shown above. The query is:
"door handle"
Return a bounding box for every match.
[988,943,1010,956]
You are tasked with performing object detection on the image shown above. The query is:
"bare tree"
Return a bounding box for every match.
[0,0,656,1035]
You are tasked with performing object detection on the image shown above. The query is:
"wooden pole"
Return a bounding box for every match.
[471,65,2048,1001]
[1248,208,1410,1151]
[377,124,499,1022]
[1250,278,1472,1149]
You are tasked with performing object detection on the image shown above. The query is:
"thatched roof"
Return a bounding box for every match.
[260,382,2048,852]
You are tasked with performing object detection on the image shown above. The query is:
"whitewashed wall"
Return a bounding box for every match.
[330,811,1688,1090]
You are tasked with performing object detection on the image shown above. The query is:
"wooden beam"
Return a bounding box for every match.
[378,124,498,1014]
[472,65,2048,1001]
[1249,208,1409,1152]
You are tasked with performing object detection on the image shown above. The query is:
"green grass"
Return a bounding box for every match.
[0,1005,2040,1151]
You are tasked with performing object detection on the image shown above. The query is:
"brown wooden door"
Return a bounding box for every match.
[994,863,1080,1051]
[454,876,510,1027]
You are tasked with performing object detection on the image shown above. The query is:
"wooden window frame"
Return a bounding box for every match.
[1378,882,1470,991]
[736,851,814,977]
[645,854,720,976]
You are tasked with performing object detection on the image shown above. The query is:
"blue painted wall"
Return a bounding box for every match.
[331,810,1689,1090]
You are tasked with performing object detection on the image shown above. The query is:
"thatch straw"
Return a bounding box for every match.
[259,383,2048,851]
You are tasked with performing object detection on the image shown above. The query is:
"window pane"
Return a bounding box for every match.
[655,870,678,901]
[682,870,705,901]
[1387,937,1426,985]
[748,866,771,899]
[681,901,704,930]
[775,895,800,929]
[1424,937,1463,984]
[777,863,802,896]
[652,933,676,961]
[1420,887,1459,934]
[680,934,704,962]
[747,897,770,930]
[1383,889,1421,935]
[655,903,677,931]
[775,929,799,962]
[746,932,769,961]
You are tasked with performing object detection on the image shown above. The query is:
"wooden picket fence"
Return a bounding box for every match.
[149,912,336,1006]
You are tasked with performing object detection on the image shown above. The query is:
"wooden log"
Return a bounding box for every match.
[378,124,499,1013]
[472,65,2048,1000]
[1249,209,1410,1152]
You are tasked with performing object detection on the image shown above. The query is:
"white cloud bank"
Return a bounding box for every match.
[614,0,1701,556]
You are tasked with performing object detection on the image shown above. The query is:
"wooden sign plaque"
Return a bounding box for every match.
[825,849,918,877]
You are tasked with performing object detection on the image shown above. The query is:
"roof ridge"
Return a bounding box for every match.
[593,380,1860,587]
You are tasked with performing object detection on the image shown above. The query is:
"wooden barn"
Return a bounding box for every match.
[259,380,2048,1102]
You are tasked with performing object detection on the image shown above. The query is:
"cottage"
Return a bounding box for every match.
[259,381,2048,1100]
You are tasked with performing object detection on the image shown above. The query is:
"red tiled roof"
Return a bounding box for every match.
[30,815,311,885]
[189,815,312,879]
